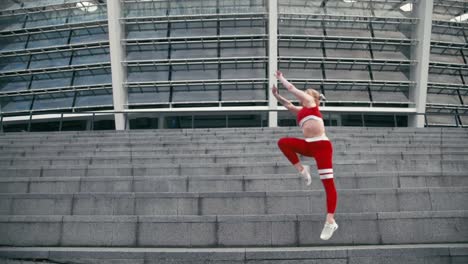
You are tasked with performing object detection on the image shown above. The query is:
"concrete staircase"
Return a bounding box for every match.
[0,127,467,264]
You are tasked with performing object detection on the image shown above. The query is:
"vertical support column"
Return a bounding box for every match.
[158,115,165,129]
[268,0,278,127]
[409,0,433,127]
[107,0,128,130]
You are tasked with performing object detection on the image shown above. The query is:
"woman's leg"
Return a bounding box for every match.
[313,140,339,240]
[314,141,337,218]
[277,137,314,185]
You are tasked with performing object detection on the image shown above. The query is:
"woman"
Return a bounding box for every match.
[273,70,338,240]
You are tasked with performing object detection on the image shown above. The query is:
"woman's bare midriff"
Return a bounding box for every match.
[301,119,326,138]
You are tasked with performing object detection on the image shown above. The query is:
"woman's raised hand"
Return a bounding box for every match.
[274,70,283,79]
[272,85,279,96]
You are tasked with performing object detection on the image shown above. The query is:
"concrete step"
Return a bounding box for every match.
[0,187,466,216]
[1,159,467,177]
[0,244,466,264]
[2,134,467,144]
[2,137,468,148]
[0,172,467,194]
[0,126,464,137]
[2,146,467,159]
[0,160,378,178]
[2,142,467,154]
[0,211,466,247]
[2,152,468,167]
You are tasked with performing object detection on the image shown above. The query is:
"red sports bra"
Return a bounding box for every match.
[297,106,323,127]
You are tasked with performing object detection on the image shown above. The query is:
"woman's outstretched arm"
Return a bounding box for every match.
[274,70,315,107]
[272,85,301,114]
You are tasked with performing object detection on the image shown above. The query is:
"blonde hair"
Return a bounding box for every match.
[305,88,320,105]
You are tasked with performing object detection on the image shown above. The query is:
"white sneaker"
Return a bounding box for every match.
[300,165,312,186]
[320,221,338,240]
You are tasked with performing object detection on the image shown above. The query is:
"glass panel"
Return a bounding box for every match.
[70,27,108,44]
[124,0,168,17]
[326,0,372,16]
[170,21,217,37]
[166,116,193,129]
[325,90,370,103]
[372,87,410,103]
[73,70,111,86]
[341,114,363,126]
[426,114,457,126]
[128,87,170,105]
[373,68,410,82]
[0,15,26,31]
[25,11,67,28]
[325,44,371,59]
[221,63,265,79]
[127,66,169,82]
[428,73,463,84]
[460,115,468,127]
[30,74,72,89]
[2,123,29,132]
[60,119,87,131]
[170,0,217,15]
[279,0,322,14]
[0,0,21,11]
[194,115,226,128]
[27,31,69,49]
[219,0,265,13]
[279,44,322,57]
[0,96,33,113]
[74,89,113,108]
[93,119,115,130]
[171,65,218,81]
[325,22,371,37]
[364,115,395,127]
[68,5,107,24]
[171,42,217,59]
[127,44,169,60]
[0,36,28,52]
[279,20,323,36]
[0,55,29,71]
[222,83,266,101]
[221,41,266,57]
[32,92,74,110]
[129,116,159,130]
[29,52,71,69]
[427,93,462,105]
[0,77,30,92]
[219,20,266,35]
[30,121,61,132]
[430,48,465,64]
[71,48,110,65]
[125,23,167,39]
[372,44,410,60]
[227,114,263,127]
[23,0,65,8]
[172,85,219,103]
[325,69,370,80]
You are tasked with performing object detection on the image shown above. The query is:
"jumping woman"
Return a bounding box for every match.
[273,70,338,240]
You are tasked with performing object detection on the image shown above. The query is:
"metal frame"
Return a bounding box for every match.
[279,35,415,47]
[0,1,107,17]
[122,13,268,25]
[0,20,108,37]
[278,13,418,25]
[0,41,109,58]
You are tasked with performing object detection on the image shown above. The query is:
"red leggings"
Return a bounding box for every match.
[278,137,338,214]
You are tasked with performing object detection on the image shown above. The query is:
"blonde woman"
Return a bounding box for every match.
[273,70,338,240]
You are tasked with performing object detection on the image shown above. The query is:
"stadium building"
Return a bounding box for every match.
[0,0,467,131]
[0,1,467,263]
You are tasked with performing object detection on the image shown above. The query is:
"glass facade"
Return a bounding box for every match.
[0,0,467,131]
